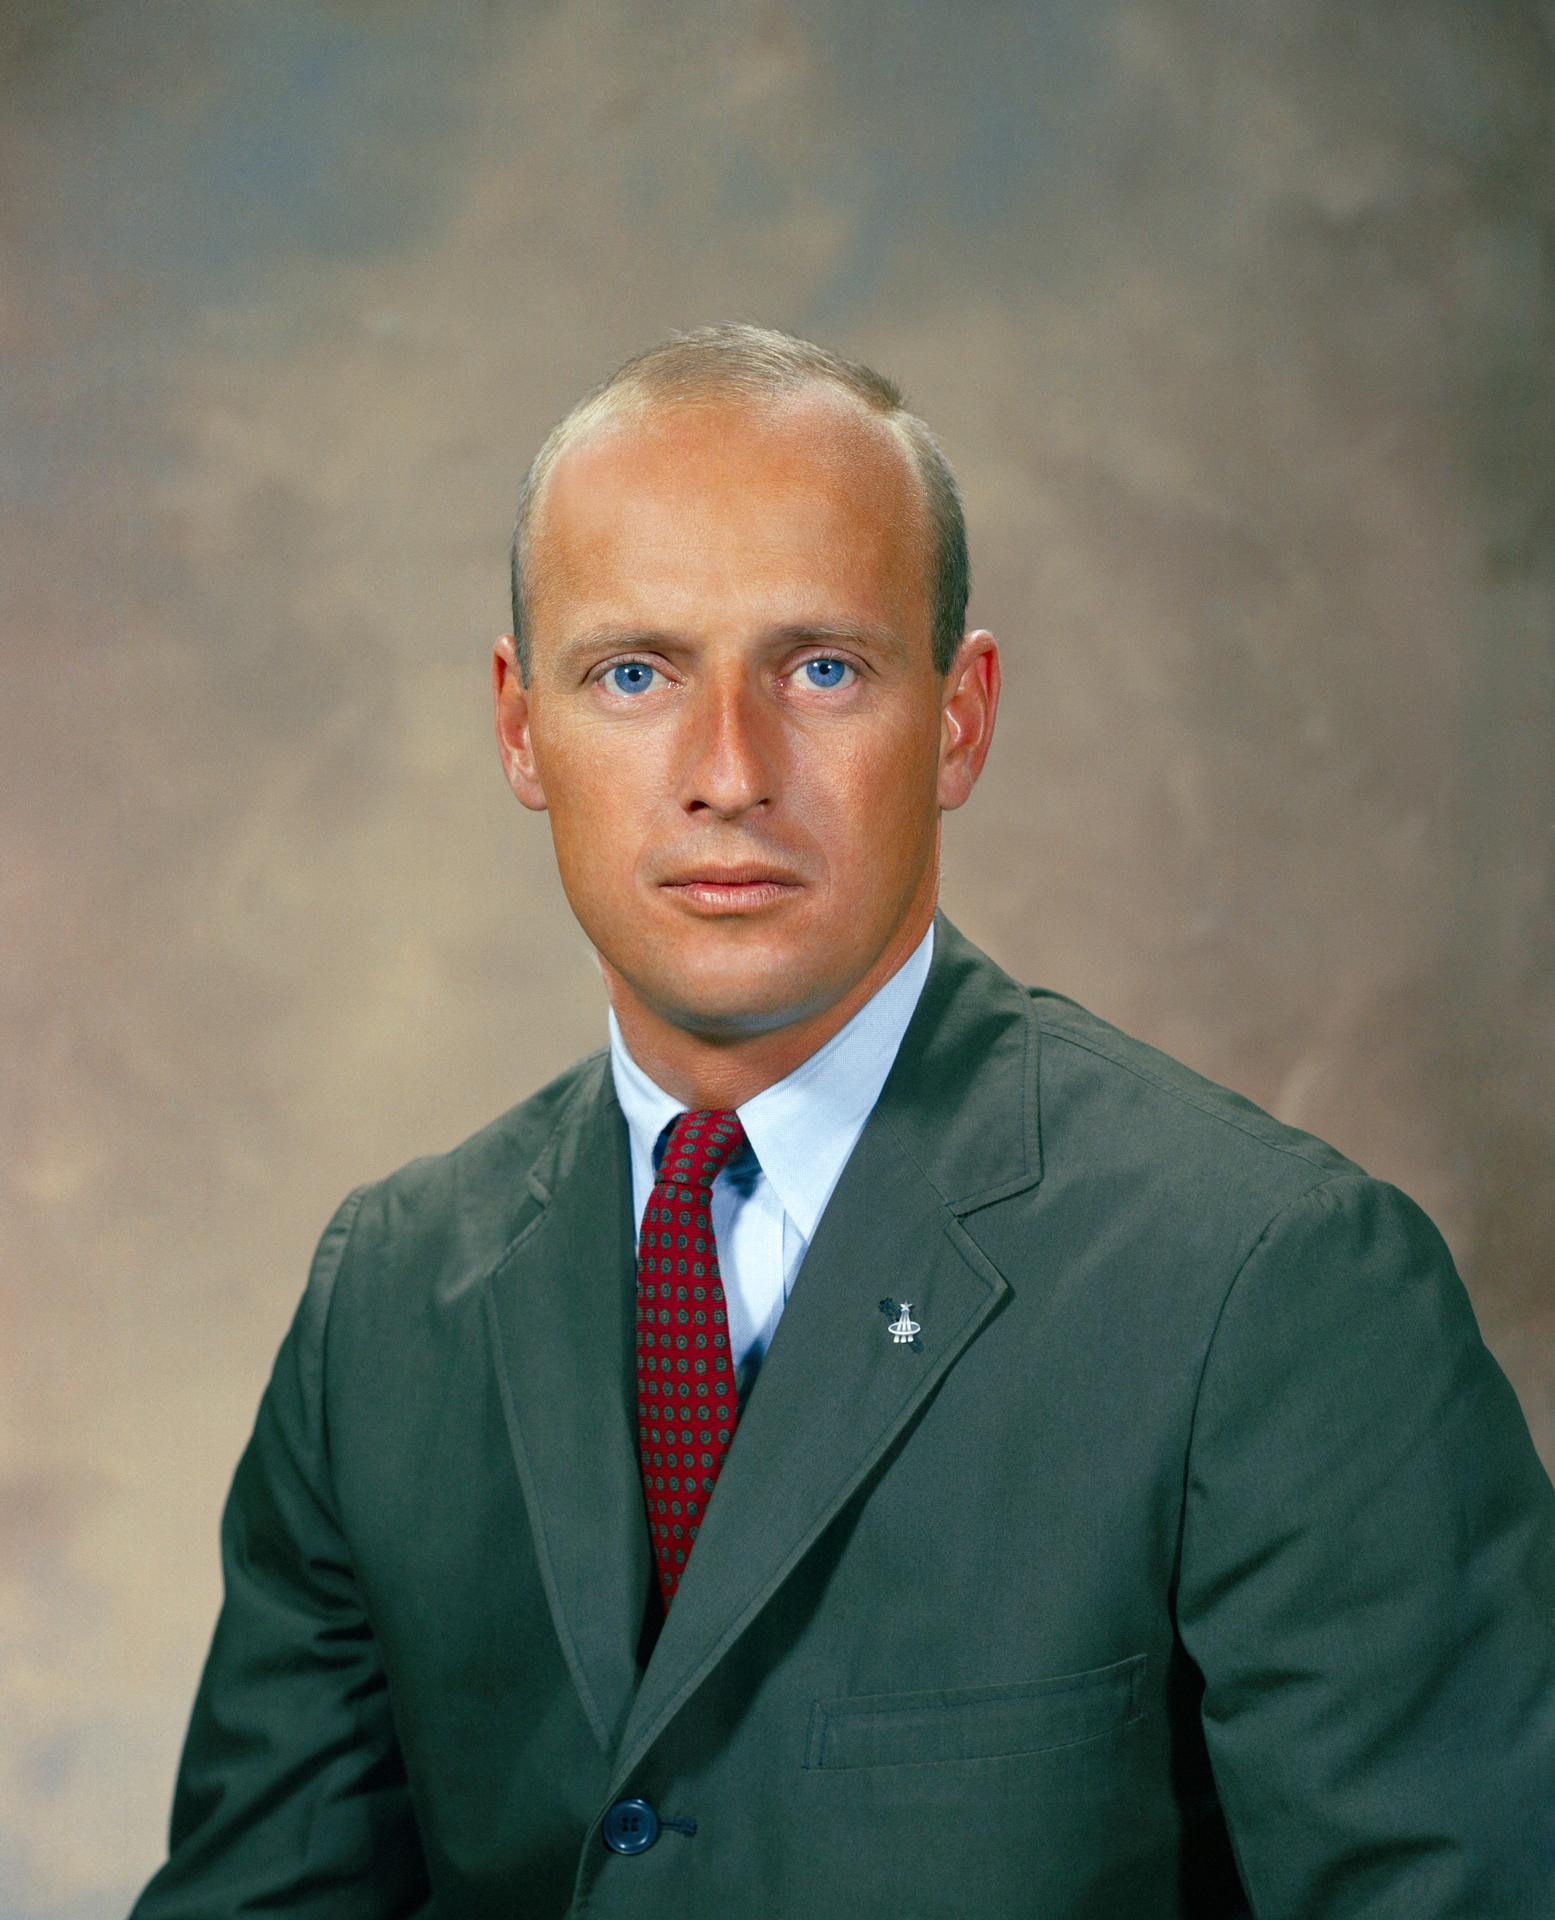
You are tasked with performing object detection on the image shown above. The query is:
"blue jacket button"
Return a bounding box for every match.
[602,1798,660,1855]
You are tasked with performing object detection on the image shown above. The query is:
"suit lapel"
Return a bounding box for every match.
[482,1051,651,1759]
[482,913,1043,1781]
[606,910,1044,1794]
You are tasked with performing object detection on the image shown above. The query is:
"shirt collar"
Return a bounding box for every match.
[607,918,936,1244]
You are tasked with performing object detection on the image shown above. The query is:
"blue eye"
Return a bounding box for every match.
[607,662,657,695]
[803,658,853,689]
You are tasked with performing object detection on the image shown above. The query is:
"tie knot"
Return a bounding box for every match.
[659,1109,746,1188]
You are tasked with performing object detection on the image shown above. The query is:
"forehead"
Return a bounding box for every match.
[528,385,931,637]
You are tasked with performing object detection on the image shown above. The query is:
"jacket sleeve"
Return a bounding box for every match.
[131,1186,433,1918]
[1175,1169,1555,1917]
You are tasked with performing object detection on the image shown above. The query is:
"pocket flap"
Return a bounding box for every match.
[804,1651,1146,1770]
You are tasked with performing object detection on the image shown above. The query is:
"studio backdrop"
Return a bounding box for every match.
[3,3,1551,1914]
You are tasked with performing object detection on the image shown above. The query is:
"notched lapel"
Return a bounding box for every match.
[608,1111,1011,1794]
[482,1054,651,1760]
[479,914,1041,1790]
[607,912,1042,1795]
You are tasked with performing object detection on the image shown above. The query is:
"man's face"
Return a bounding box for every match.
[497,385,983,1037]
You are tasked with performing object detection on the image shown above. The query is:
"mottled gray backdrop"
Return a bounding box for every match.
[3,2,1551,1912]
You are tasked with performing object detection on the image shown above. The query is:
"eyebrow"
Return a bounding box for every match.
[556,620,909,673]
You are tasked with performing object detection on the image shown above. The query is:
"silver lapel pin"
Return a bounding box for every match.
[880,1298,922,1349]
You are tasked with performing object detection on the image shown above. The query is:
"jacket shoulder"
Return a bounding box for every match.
[331,1046,610,1293]
[1029,987,1365,1213]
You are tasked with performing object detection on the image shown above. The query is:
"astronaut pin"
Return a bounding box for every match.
[879,1297,923,1352]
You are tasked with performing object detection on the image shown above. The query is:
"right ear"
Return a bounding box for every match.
[492,635,549,811]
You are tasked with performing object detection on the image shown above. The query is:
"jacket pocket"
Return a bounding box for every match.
[803,1651,1146,1770]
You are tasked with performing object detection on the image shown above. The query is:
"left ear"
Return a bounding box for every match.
[937,631,1001,810]
[492,634,549,812]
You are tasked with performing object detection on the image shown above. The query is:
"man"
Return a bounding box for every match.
[134,324,1555,1917]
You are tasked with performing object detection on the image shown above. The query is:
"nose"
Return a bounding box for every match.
[677,668,774,820]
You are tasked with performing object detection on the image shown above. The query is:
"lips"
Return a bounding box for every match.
[660,864,801,887]
[657,863,805,914]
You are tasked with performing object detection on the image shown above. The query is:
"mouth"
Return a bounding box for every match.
[659,865,805,914]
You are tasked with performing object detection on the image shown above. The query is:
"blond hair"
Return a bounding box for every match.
[509,322,969,681]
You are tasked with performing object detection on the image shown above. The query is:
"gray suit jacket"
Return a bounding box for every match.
[135,911,1555,1917]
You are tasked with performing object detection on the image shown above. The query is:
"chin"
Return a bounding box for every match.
[652,943,841,1036]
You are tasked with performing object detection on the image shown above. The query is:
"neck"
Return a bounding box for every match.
[603,899,936,1111]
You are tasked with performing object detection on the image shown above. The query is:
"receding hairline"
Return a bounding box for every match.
[523,377,934,583]
[509,324,970,680]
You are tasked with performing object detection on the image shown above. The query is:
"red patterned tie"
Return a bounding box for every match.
[636,1108,747,1607]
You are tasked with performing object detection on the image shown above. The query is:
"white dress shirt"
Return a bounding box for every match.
[607,919,935,1399]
